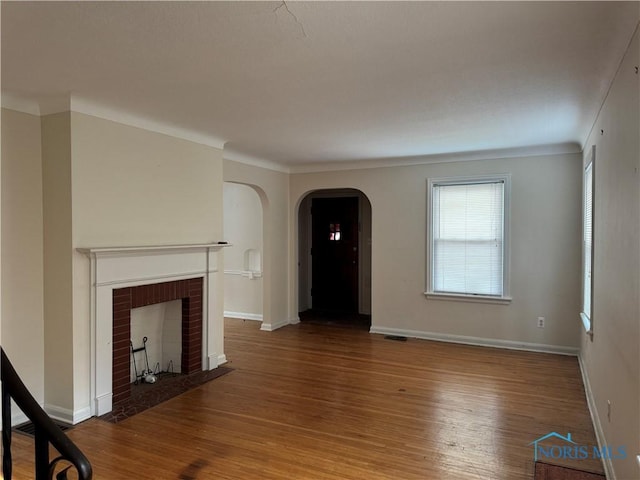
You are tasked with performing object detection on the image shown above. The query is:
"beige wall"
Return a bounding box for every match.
[223,159,291,330]
[1,108,44,407]
[223,182,263,319]
[580,25,639,480]
[41,112,75,413]
[70,113,223,247]
[291,152,582,350]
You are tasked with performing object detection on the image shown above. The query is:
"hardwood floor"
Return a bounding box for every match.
[8,319,602,479]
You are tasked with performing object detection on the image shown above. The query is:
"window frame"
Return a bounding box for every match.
[581,146,595,339]
[425,174,512,304]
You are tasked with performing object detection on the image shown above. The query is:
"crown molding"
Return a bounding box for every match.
[2,91,581,173]
[70,97,226,150]
[1,92,226,150]
[1,92,41,116]
[289,142,583,174]
[223,150,291,174]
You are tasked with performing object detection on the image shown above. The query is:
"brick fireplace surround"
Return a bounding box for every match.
[112,278,203,405]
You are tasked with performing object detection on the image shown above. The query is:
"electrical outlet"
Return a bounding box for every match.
[607,400,611,422]
[537,317,545,328]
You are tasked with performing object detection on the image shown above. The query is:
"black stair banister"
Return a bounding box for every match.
[1,347,92,479]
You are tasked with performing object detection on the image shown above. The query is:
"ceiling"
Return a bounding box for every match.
[2,1,638,170]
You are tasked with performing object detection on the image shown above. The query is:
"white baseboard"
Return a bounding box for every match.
[224,311,263,321]
[208,354,218,369]
[289,316,300,325]
[94,393,113,417]
[260,319,290,331]
[217,354,228,366]
[578,354,615,480]
[73,406,92,424]
[369,326,579,356]
[45,404,92,425]
[9,404,88,428]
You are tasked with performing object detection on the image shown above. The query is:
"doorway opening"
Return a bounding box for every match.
[298,189,372,328]
[223,182,264,324]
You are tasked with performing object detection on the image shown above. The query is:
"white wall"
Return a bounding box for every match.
[162,300,182,373]
[291,152,582,351]
[1,108,44,410]
[130,300,181,381]
[223,159,291,330]
[579,24,639,480]
[223,182,263,320]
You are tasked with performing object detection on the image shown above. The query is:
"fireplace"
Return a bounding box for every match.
[79,244,230,416]
[112,278,203,405]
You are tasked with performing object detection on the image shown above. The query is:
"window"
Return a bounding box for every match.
[581,146,595,337]
[426,174,511,303]
[329,223,341,241]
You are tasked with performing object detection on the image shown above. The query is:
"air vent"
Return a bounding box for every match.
[13,420,72,437]
[384,335,407,342]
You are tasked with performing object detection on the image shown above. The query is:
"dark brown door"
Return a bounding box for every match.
[311,197,359,312]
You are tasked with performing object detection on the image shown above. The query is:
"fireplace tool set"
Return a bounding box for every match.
[130,337,158,384]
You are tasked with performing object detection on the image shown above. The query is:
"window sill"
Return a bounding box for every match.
[424,292,512,305]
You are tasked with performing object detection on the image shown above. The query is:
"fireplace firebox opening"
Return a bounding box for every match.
[112,278,203,405]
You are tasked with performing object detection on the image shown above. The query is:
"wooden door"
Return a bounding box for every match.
[311,197,359,312]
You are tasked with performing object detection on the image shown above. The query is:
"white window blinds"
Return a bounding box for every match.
[432,181,505,296]
[582,162,593,320]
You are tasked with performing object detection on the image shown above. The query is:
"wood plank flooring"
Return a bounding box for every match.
[7,319,602,479]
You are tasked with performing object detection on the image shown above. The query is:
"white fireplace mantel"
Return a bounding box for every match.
[78,243,231,285]
[79,243,231,416]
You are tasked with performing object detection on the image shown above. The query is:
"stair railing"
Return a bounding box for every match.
[1,347,93,479]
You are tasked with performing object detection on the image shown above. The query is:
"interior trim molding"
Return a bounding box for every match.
[70,96,227,149]
[45,404,92,426]
[290,142,582,174]
[260,319,290,332]
[224,152,291,174]
[2,100,581,175]
[1,93,227,149]
[369,326,580,356]
[224,269,263,279]
[1,93,42,116]
[224,311,263,322]
[578,354,616,480]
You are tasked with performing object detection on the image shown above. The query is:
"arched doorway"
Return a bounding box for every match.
[297,189,372,327]
[223,182,264,323]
